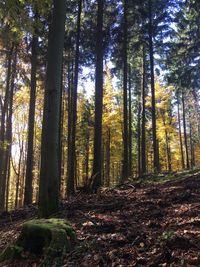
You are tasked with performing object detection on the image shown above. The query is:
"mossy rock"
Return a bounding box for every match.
[0,218,76,264]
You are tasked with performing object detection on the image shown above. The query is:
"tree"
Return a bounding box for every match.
[91,0,104,192]
[67,0,82,196]
[122,0,129,181]
[141,46,147,175]
[24,12,39,206]
[38,0,66,218]
[148,0,160,172]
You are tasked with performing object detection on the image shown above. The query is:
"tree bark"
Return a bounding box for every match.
[0,44,14,212]
[177,99,185,169]
[141,46,146,175]
[105,128,111,187]
[91,0,104,192]
[67,0,82,196]
[122,0,129,181]
[128,67,132,177]
[182,91,190,169]
[137,100,141,177]
[148,0,160,172]
[24,27,38,206]
[39,0,66,218]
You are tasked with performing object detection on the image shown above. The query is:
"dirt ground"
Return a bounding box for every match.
[1,170,200,266]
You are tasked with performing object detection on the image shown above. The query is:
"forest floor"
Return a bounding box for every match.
[1,168,200,266]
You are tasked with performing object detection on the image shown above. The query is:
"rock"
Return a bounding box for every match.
[0,218,76,265]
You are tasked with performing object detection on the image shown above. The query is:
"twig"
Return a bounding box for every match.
[77,210,98,226]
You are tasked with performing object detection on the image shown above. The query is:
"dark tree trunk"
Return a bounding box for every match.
[0,44,14,212]
[148,0,159,172]
[141,46,146,175]
[162,115,172,171]
[105,128,111,187]
[189,113,195,167]
[58,61,64,192]
[15,140,24,209]
[24,30,38,206]
[1,47,17,211]
[137,101,141,177]
[91,0,104,192]
[122,0,129,181]
[39,0,66,218]
[67,59,72,192]
[67,0,82,196]
[177,100,185,169]
[128,67,132,177]
[85,130,90,181]
[182,91,190,169]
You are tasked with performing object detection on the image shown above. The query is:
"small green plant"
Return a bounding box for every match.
[157,230,175,246]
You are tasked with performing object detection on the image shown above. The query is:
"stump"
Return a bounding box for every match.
[0,218,76,265]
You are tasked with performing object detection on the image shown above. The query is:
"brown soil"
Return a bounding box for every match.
[1,173,200,266]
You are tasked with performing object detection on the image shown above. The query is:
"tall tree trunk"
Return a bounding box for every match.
[148,0,159,172]
[15,140,24,209]
[67,0,82,196]
[85,130,90,181]
[137,101,141,177]
[0,44,14,212]
[128,67,132,177]
[189,111,195,167]
[163,116,171,171]
[2,47,17,211]
[122,0,129,181]
[105,128,111,187]
[91,0,104,192]
[177,100,185,169]
[24,30,38,206]
[59,62,64,195]
[67,59,72,192]
[141,46,146,175]
[39,0,66,218]
[182,91,190,169]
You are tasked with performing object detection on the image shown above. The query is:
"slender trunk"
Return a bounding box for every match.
[0,45,14,211]
[148,0,159,172]
[189,121,193,167]
[164,125,171,171]
[2,48,17,211]
[128,67,132,177]
[105,128,111,187]
[67,59,72,189]
[92,0,104,192]
[6,159,10,211]
[141,46,146,175]
[15,140,24,209]
[137,101,141,177]
[24,31,38,206]
[122,0,129,181]
[182,91,190,169]
[39,0,66,218]
[67,0,82,196]
[189,112,195,167]
[59,61,64,193]
[177,100,185,169]
[85,130,90,181]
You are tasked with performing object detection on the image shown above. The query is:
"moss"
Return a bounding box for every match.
[0,218,76,264]
[17,219,75,254]
[0,245,23,262]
